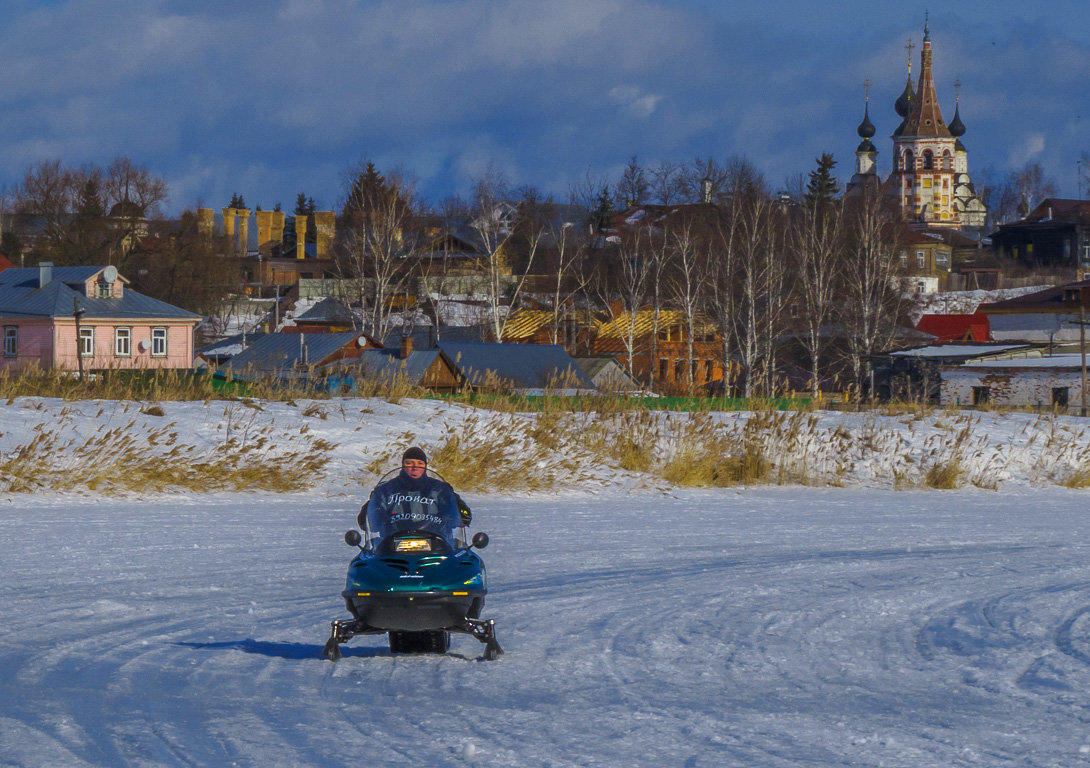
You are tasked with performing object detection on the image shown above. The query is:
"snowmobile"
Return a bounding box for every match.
[321,481,502,661]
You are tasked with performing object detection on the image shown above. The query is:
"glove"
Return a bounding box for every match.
[455,493,472,527]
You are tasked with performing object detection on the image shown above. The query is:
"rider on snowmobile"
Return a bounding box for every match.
[359,447,471,541]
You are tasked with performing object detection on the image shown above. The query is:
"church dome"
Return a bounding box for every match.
[948,104,966,137]
[856,139,876,154]
[894,77,914,118]
[857,103,876,139]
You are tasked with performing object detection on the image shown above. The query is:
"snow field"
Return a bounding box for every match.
[5,489,1090,766]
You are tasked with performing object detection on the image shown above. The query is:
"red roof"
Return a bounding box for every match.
[916,313,990,342]
[0,252,14,272]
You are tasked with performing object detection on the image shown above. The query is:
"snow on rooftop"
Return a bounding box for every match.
[892,344,1030,358]
[963,353,1089,369]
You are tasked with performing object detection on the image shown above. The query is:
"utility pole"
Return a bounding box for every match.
[1082,303,1087,417]
[73,297,86,382]
[1068,305,1089,416]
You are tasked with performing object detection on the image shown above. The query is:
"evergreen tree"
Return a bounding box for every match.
[590,185,615,232]
[804,154,840,209]
[229,193,246,209]
[344,162,388,217]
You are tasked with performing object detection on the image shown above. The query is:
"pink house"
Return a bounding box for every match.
[0,263,201,372]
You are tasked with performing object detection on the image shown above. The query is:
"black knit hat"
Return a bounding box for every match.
[402,447,428,465]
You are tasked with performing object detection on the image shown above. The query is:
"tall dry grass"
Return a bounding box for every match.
[0,401,336,495]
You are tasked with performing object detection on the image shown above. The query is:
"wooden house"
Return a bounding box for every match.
[0,264,200,372]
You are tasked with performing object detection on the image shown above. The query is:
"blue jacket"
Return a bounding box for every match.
[360,471,461,541]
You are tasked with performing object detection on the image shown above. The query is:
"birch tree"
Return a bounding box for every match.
[839,188,907,395]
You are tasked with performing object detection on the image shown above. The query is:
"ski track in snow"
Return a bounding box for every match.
[4,489,1090,766]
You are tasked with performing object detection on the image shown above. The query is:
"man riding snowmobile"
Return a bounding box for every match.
[360,447,471,541]
[320,446,500,660]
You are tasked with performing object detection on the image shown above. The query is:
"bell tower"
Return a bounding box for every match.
[886,16,986,229]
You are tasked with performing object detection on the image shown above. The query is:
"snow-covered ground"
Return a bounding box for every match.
[910,286,1050,323]
[4,398,1090,766]
[5,489,1090,767]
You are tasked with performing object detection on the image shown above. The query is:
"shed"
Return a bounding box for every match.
[224,331,374,378]
[438,341,596,394]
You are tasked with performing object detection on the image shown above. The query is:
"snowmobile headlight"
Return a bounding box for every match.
[394,537,432,553]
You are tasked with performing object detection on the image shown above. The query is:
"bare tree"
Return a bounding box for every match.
[468,168,543,342]
[788,155,846,397]
[14,158,167,269]
[648,161,687,205]
[839,189,907,395]
[979,161,1060,225]
[616,155,649,208]
[546,198,592,346]
[665,216,708,394]
[703,158,764,396]
[337,162,423,342]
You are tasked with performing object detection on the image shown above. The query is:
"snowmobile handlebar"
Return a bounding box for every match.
[343,528,488,551]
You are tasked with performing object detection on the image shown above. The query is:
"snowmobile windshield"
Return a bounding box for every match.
[365,467,462,544]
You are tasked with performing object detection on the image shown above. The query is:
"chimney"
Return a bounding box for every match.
[400,335,413,359]
[197,208,215,238]
[255,210,275,253]
[38,261,53,287]
[296,214,308,260]
[236,208,251,255]
[314,211,336,257]
[221,207,237,238]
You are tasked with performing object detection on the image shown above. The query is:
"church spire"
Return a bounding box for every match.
[901,17,950,137]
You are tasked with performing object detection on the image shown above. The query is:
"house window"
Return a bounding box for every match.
[152,327,168,357]
[674,359,683,380]
[114,327,131,357]
[3,326,16,357]
[1052,387,1070,408]
[936,251,949,267]
[96,281,113,298]
[972,386,991,406]
[704,359,714,382]
[78,327,94,358]
[659,358,668,380]
[917,250,926,269]
[899,251,908,268]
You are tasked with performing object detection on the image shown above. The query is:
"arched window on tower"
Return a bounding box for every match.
[922,150,934,170]
[903,150,914,171]
[942,150,952,170]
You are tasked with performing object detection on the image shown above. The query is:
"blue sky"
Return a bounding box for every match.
[1,0,1087,214]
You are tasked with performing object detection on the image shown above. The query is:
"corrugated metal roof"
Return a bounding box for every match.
[225,331,362,374]
[334,349,443,383]
[595,310,716,339]
[0,266,103,287]
[501,310,554,340]
[0,267,200,320]
[438,341,595,390]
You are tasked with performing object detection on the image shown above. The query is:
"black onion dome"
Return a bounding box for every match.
[948,104,966,137]
[894,77,914,118]
[857,103,876,139]
[856,139,877,153]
